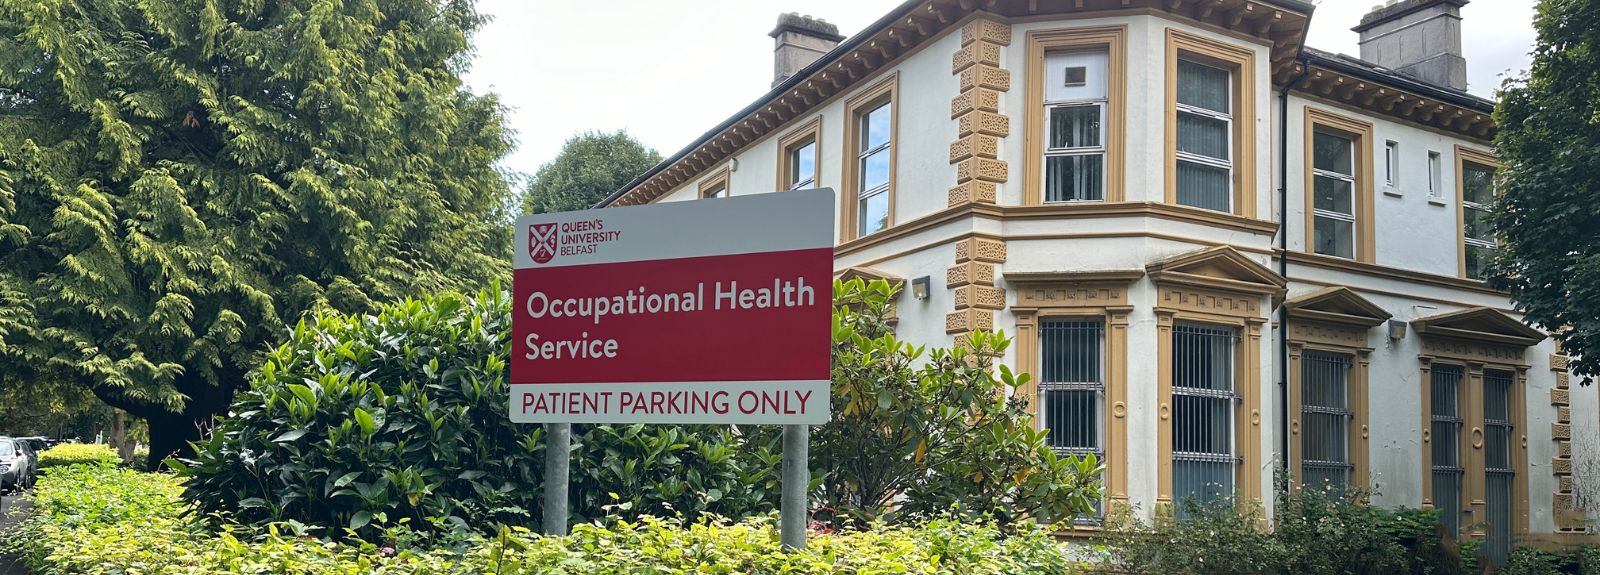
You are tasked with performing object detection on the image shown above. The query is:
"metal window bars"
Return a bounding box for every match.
[1431,364,1465,538]
[1040,319,1106,519]
[1484,369,1515,566]
[1301,350,1353,488]
[1172,323,1238,514]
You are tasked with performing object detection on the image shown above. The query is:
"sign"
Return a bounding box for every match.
[511,189,835,424]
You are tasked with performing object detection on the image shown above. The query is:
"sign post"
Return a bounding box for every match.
[512,189,834,548]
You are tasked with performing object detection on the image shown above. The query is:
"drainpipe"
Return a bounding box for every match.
[1277,59,1311,496]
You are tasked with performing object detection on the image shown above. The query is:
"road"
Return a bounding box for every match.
[0,492,31,575]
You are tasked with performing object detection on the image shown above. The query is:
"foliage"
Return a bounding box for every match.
[1098,499,1287,575]
[0,378,115,439]
[1493,0,1600,384]
[521,130,661,213]
[0,0,518,467]
[35,443,120,468]
[1273,487,1410,575]
[8,464,1086,575]
[1496,546,1600,575]
[176,286,776,540]
[816,278,1103,528]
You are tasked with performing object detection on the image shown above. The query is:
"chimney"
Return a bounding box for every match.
[770,13,844,87]
[1354,0,1469,91]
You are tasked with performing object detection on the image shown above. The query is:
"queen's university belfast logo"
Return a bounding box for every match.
[529,223,558,265]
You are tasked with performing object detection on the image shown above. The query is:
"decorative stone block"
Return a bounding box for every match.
[945,309,995,334]
[1553,422,1571,440]
[952,40,1003,73]
[1558,406,1571,423]
[1559,475,1574,492]
[1552,388,1570,406]
[1553,456,1573,475]
[1559,441,1572,458]
[1556,372,1570,389]
[961,19,1012,47]
[953,285,1007,310]
[947,181,997,206]
[946,261,996,288]
[955,157,1008,184]
[959,64,1011,92]
[957,110,1010,137]
[949,134,999,163]
[954,237,1007,264]
[951,88,1000,118]
[1551,354,1569,371]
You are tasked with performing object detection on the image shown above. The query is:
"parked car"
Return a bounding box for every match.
[0,437,36,493]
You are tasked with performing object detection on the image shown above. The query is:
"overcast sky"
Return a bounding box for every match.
[464,0,1538,178]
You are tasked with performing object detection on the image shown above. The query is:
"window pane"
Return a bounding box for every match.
[1046,154,1104,202]
[862,103,891,151]
[1046,50,1109,102]
[1464,206,1493,241]
[861,148,890,192]
[1302,351,1351,488]
[1045,389,1099,450]
[1466,244,1495,280]
[1314,216,1355,259]
[1177,112,1230,161]
[1049,105,1101,149]
[1172,323,1236,509]
[1042,320,1102,384]
[791,141,815,188]
[1177,60,1230,114]
[1431,365,1464,538]
[1313,131,1354,175]
[858,190,889,236]
[1463,163,1495,205]
[1176,160,1231,212]
[1314,176,1354,214]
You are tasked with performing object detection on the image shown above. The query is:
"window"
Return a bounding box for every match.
[1024,26,1127,205]
[1484,369,1516,565]
[1312,131,1357,259]
[1172,323,1238,510]
[1040,319,1106,515]
[1174,59,1233,212]
[777,117,821,192]
[1428,151,1443,199]
[1043,51,1107,202]
[1301,351,1353,488]
[698,167,730,199]
[840,75,896,240]
[1384,141,1399,189]
[1430,364,1464,537]
[1460,151,1498,280]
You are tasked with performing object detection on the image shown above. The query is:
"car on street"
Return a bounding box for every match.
[0,437,36,493]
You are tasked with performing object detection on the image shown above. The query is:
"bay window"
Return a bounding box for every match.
[1175,59,1233,212]
[1043,51,1107,202]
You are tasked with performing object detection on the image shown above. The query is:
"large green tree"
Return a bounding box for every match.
[522,130,660,213]
[1495,0,1600,384]
[0,0,515,466]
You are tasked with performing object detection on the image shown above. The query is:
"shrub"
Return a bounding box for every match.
[818,278,1103,528]
[34,443,120,468]
[8,464,1086,575]
[1097,498,1287,575]
[177,286,777,540]
[1273,487,1408,575]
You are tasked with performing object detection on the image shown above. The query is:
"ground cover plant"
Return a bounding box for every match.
[6,462,1086,575]
[33,442,119,468]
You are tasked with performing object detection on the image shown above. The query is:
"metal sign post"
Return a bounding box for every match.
[511,190,834,543]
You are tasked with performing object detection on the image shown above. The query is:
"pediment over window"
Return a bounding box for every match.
[1285,287,1392,328]
[836,266,903,286]
[1146,246,1287,296]
[1411,307,1546,347]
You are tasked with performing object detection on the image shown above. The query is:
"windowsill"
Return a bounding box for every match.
[1382,187,1403,198]
[1427,197,1448,206]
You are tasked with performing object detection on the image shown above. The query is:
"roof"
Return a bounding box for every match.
[1299,46,1495,114]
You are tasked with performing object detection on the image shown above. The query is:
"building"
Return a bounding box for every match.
[597,0,1600,559]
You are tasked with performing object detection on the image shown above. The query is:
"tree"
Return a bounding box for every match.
[0,0,515,467]
[522,131,661,213]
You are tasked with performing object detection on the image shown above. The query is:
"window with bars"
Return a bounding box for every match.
[1430,364,1464,538]
[1484,369,1515,566]
[1043,51,1107,203]
[857,102,892,236]
[1175,59,1233,213]
[1312,131,1357,259]
[1040,319,1106,518]
[1172,323,1238,512]
[1301,350,1353,488]
[1462,161,1497,279]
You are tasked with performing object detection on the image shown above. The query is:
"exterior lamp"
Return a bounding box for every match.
[910,276,931,300]
[1388,319,1408,340]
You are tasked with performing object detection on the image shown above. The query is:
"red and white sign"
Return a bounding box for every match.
[511,189,834,424]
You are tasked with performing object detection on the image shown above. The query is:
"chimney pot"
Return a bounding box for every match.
[1354,0,1470,91]
[770,13,845,88]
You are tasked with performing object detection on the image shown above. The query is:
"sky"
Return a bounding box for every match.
[463,0,1538,179]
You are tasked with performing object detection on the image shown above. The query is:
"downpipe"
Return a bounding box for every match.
[1276,59,1311,498]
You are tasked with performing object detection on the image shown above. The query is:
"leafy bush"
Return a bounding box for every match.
[818,278,1103,528]
[1098,498,1287,575]
[34,443,120,468]
[1273,487,1408,575]
[8,464,1086,575]
[177,286,776,539]
[1498,545,1600,575]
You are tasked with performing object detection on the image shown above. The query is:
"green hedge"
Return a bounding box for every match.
[6,463,1084,574]
[34,443,120,468]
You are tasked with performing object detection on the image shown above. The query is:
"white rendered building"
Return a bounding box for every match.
[598,0,1599,556]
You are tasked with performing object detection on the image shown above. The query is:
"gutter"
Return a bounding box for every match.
[1276,58,1312,494]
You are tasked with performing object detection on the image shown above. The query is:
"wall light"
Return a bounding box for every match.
[911,276,931,300]
[1387,319,1408,340]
